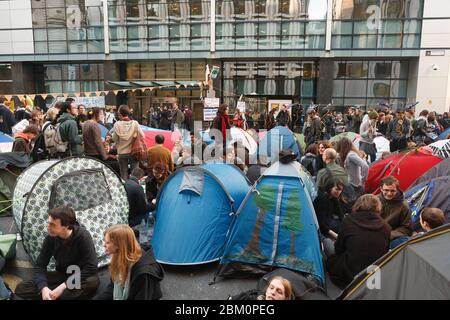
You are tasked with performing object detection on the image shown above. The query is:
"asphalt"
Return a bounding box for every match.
[0,213,341,300]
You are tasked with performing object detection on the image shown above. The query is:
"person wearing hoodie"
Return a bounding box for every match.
[97,224,164,300]
[326,194,391,288]
[300,144,318,177]
[14,205,99,300]
[56,101,83,157]
[12,124,40,154]
[377,176,413,249]
[113,104,145,180]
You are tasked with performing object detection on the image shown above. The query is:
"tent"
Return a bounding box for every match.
[365,150,443,194]
[411,158,450,187]
[339,224,450,300]
[0,132,14,153]
[98,123,109,139]
[421,139,450,158]
[439,127,450,140]
[200,127,258,155]
[258,126,302,163]
[151,163,251,265]
[0,153,31,215]
[143,128,182,151]
[330,132,359,143]
[405,176,450,229]
[13,157,129,268]
[217,160,324,285]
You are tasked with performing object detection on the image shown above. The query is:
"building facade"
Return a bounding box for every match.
[0,0,449,121]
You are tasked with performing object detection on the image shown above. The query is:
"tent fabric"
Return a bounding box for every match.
[339,225,450,300]
[98,123,109,139]
[0,152,31,170]
[218,161,324,285]
[411,158,450,187]
[365,150,443,194]
[143,129,182,151]
[422,139,450,158]
[13,157,129,269]
[439,127,450,140]
[151,163,250,265]
[330,132,359,143]
[0,132,14,153]
[0,132,14,143]
[200,128,258,155]
[405,176,450,228]
[258,126,302,162]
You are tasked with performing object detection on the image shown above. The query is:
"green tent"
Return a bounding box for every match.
[330,132,359,143]
[0,153,31,215]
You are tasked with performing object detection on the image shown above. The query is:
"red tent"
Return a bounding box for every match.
[143,130,181,151]
[365,150,443,194]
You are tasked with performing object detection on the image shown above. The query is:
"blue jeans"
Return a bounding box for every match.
[390,236,410,249]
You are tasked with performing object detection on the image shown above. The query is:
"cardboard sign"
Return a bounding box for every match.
[237,101,246,113]
[204,98,220,109]
[203,108,218,121]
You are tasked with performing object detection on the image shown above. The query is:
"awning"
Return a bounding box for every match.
[106,80,200,89]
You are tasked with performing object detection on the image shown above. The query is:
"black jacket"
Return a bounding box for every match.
[33,224,98,291]
[326,210,391,287]
[0,105,16,135]
[125,177,151,227]
[301,153,317,177]
[313,191,345,236]
[96,247,164,300]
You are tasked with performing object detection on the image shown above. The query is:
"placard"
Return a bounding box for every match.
[204,97,220,109]
[203,108,218,121]
[56,96,105,108]
[237,101,246,113]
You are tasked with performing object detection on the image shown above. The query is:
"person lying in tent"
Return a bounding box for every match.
[228,276,293,301]
[14,205,99,300]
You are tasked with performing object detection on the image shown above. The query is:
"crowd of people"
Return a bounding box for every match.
[0,95,449,300]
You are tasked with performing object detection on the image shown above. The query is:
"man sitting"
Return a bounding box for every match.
[316,148,349,191]
[125,167,152,227]
[15,205,99,300]
[147,134,174,173]
[378,176,413,249]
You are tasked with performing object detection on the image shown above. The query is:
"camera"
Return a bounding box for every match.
[432,64,439,71]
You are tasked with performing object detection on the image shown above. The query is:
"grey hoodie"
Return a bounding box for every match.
[112,120,144,155]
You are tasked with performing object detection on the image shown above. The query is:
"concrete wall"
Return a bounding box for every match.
[415,0,450,114]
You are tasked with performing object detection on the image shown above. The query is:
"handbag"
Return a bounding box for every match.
[131,122,147,161]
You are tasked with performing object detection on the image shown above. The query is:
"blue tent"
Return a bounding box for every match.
[258,126,302,163]
[217,161,324,285]
[0,132,14,143]
[439,127,450,140]
[151,163,251,265]
[98,123,109,139]
[405,176,450,230]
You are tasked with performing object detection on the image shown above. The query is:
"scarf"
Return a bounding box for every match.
[113,269,132,300]
[220,114,230,141]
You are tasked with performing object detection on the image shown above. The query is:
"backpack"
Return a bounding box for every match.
[44,123,68,156]
[31,122,51,162]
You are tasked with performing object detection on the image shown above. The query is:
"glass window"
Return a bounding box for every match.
[381,0,405,18]
[368,80,390,98]
[80,64,99,80]
[369,61,392,78]
[403,20,421,34]
[48,29,67,41]
[345,80,367,97]
[48,41,68,53]
[353,35,377,48]
[34,29,48,41]
[378,34,402,48]
[88,41,104,52]
[47,0,65,8]
[32,9,47,27]
[156,62,175,79]
[167,0,181,18]
[47,8,66,27]
[67,28,87,41]
[175,61,191,79]
[390,80,407,97]
[308,0,328,20]
[45,81,63,93]
[35,42,49,53]
[403,34,420,48]
[68,41,88,53]
[0,64,12,81]
[333,79,345,96]
[333,21,353,34]
[332,35,352,49]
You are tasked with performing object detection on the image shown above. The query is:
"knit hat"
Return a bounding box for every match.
[368,111,379,120]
